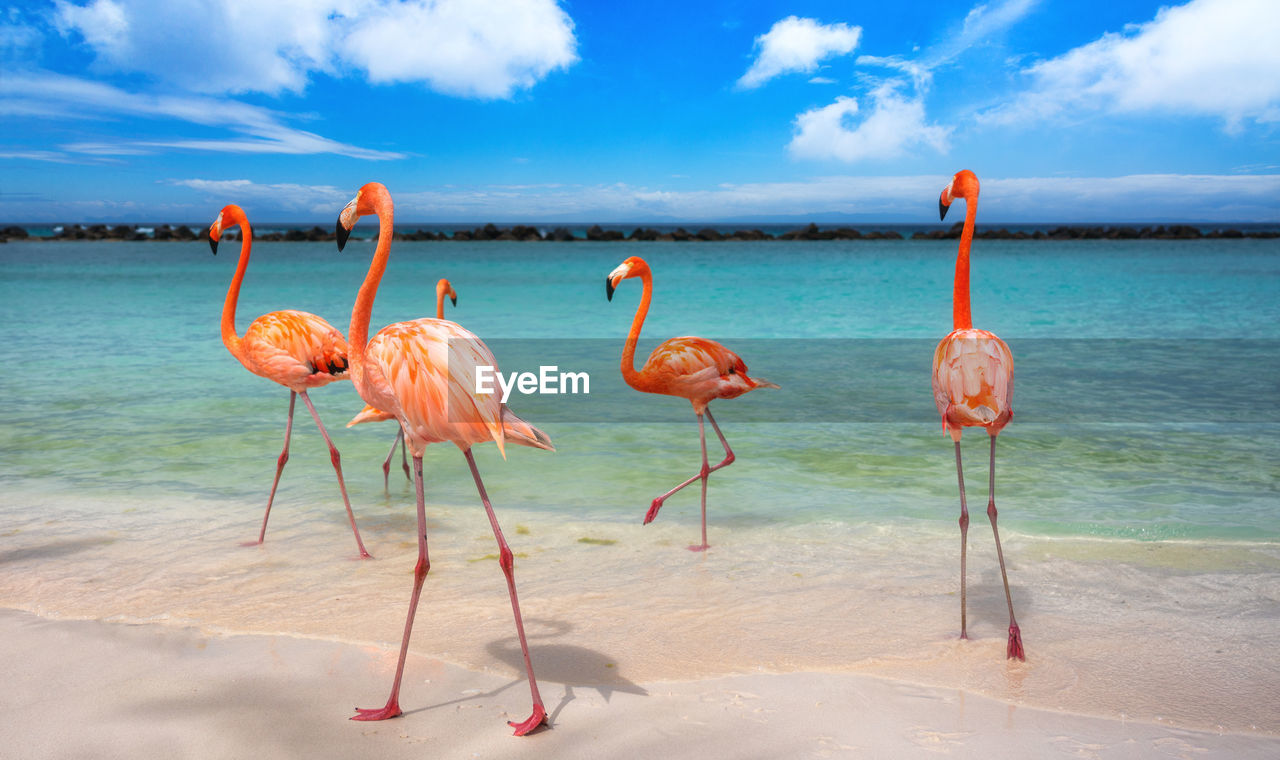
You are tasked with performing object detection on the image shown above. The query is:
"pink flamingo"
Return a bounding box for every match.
[337,183,552,734]
[933,170,1024,660]
[606,255,778,552]
[347,278,458,490]
[207,204,370,559]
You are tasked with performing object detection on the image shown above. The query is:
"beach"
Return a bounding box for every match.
[4,609,1278,760]
[3,238,1279,756]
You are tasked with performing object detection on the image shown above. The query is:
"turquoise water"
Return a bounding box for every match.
[3,237,1280,732]
[2,238,1278,540]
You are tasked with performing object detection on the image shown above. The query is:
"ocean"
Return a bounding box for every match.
[2,236,1278,733]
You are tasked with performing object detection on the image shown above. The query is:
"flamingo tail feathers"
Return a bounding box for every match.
[500,405,555,452]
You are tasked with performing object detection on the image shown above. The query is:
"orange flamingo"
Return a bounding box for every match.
[337,183,552,734]
[606,255,778,552]
[207,204,370,559]
[346,278,458,490]
[932,170,1024,660]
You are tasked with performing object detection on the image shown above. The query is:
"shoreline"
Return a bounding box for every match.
[4,608,1278,759]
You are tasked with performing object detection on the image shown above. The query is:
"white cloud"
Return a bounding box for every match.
[982,0,1280,131]
[341,0,577,98]
[736,16,861,90]
[50,0,577,99]
[0,72,403,159]
[160,173,1280,222]
[787,86,951,163]
[170,179,349,212]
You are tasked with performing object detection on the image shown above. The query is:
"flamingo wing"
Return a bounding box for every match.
[932,328,1014,431]
[366,319,506,455]
[643,336,767,406]
[240,310,349,391]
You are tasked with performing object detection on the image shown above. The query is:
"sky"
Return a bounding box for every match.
[2,0,1279,224]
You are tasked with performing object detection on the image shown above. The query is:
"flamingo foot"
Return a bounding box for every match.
[686,543,709,552]
[351,702,402,721]
[643,498,663,525]
[355,549,373,560]
[508,704,547,736]
[1006,623,1025,661]
[239,540,264,548]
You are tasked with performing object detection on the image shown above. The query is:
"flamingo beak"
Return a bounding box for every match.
[450,293,457,306]
[208,233,219,255]
[336,195,359,252]
[606,277,615,301]
[939,198,950,221]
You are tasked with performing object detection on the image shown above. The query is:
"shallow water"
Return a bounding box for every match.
[2,237,1278,733]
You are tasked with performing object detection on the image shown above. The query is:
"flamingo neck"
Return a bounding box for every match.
[620,270,652,390]
[435,285,446,320]
[349,197,393,395]
[953,196,976,330]
[220,214,251,359]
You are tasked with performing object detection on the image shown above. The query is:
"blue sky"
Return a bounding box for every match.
[2,0,1278,223]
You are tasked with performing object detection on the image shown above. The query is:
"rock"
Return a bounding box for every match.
[586,225,624,241]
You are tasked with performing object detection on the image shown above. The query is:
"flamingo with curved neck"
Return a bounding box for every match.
[606,255,778,551]
[337,183,551,734]
[207,204,370,558]
[932,170,1023,660]
[347,278,458,490]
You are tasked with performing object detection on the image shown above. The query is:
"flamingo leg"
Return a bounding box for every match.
[644,410,734,543]
[353,455,430,721]
[381,427,411,492]
[299,391,371,559]
[953,438,969,640]
[465,449,547,736]
[987,434,1025,661]
[250,391,296,546]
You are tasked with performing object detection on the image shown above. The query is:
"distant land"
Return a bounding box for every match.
[3,221,1279,243]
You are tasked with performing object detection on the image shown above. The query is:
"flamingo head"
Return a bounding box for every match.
[336,182,391,251]
[207,203,245,255]
[437,278,458,307]
[939,169,979,221]
[606,256,650,301]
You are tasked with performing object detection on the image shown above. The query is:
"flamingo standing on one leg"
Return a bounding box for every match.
[208,205,370,558]
[337,183,553,734]
[606,256,778,552]
[932,170,1024,660]
[347,278,458,490]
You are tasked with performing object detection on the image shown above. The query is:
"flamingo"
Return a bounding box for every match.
[337,183,552,734]
[932,169,1024,660]
[207,204,370,559]
[346,278,458,490]
[606,255,778,552]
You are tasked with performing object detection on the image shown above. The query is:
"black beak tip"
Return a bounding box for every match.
[606,277,615,301]
[939,199,949,221]
[208,236,218,255]
[336,221,350,252]
[450,295,458,306]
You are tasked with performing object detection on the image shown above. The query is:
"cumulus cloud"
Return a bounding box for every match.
[341,0,577,98]
[788,86,951,163]
[0,72,403,159]
[51,0,577,98]
[982,0,1280,131]
[736,16,861,89]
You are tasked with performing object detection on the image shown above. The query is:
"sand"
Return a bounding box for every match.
[3,608,1277,760]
